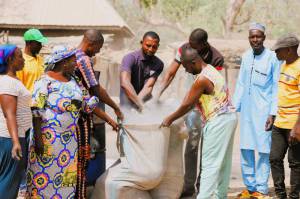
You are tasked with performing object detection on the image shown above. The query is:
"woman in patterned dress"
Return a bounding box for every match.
[26,50,118,199]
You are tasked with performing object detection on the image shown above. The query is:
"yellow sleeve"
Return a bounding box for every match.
[298,73,300,91]
[16,70,24,83]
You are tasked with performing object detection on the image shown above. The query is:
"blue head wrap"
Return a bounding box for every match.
[45,46,76,71]
[0,44,17,73]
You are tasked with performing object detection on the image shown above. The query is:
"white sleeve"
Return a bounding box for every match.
[0,77,18,96]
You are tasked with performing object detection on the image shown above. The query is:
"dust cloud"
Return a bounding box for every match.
[121,98,180,126]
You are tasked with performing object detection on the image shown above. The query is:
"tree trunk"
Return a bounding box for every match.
[224,0,246,37]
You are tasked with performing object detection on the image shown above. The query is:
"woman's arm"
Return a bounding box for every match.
[93,107,119,131]
[0,94,22,160]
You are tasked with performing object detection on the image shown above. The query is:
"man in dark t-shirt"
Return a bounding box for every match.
[175,42,224,69]
[158,28,224,197]
[158,29,224,98]
[120,31,164,111]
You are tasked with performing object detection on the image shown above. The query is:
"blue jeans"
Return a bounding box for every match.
[19,129,30,192]
[0,137,26,199]
[182,110,202,194]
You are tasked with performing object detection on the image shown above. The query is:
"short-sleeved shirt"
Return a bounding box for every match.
[75,49,99,89]
[31,75,99,132]
[274,58,300,129]
[16,52,44,93]
[0,75,32,138]
[120,49,164,105]
[175,43,224,69]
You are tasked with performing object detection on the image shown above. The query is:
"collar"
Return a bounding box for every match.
[23,51,41,61]
[251,47,266,57]
[137,49,153,61]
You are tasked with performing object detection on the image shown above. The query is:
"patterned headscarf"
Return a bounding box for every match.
[45,46,76,71]
[0,44,17,73]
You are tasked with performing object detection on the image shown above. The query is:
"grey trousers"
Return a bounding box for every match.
[182,109,202,194]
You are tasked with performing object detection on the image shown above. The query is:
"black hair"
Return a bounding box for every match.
[142,31,160,42]
[189,28,208,44]
[181,44,201,63]
[25,40,42,45]
[84,29,104,43]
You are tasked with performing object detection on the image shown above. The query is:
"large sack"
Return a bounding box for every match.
[91,99,185,199]
[91,124,170,199]
[149,123,184,199]
[90,159,152,199]
[115,123,171,189]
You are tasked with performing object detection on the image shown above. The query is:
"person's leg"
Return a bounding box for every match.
[255,152,270,194]
[214,116,236,199]
[19,129,31,194]
[240,149,256,193]
[287,138,300,199]
[197,113,237,199]
[195,131,203,192]
[0,137,26,199]
[269,127,289,198]
[182,110,202,196]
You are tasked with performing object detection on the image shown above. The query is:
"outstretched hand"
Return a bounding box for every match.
[136,103,144,113]
[160,116,173,128]
[114,108,124,121]
[108,119,120,132]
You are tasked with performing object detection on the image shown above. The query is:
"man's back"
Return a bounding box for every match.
[197,64,231,125]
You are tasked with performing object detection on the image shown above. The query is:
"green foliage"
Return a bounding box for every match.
[109,0,300,41]
[248,0,300,38]
[140,0,158,8]
[160,0,201,21]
